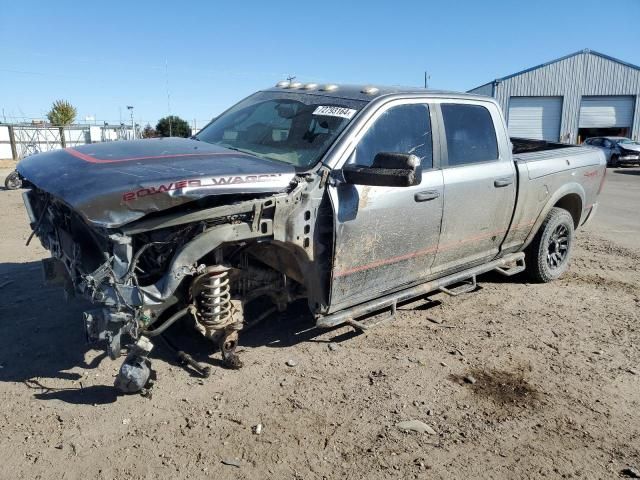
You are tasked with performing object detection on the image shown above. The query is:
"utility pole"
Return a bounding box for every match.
[127,105,135,139]
[166,59,172,137]
[424,71,430,89]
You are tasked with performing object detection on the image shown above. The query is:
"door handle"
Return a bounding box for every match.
[494,177,514,188]
[414,190,440,202]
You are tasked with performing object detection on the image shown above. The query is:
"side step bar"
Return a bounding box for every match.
[316,252,525,329]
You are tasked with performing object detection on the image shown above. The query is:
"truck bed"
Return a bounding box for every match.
[511,137,575,154]
[501,137,605,257]
[511,137,600,172]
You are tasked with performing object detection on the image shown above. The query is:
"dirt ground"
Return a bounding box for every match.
[0,167,638,480]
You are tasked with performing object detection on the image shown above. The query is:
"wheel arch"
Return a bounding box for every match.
[522,183,585,250]
[553,193,582,229]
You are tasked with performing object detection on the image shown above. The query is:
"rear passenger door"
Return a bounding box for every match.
[431,102,517,274]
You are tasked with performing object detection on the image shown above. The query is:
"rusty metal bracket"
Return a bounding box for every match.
[251,202,264,232]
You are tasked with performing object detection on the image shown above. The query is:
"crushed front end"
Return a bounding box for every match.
[14,88,364,393]
[21,169,329,393]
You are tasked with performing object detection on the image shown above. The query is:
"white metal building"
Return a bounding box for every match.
[468,49,640,143]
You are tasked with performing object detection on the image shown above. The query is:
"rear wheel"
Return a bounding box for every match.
[525,207,575,283]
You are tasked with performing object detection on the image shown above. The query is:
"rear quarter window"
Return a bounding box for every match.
[441,104,498,166]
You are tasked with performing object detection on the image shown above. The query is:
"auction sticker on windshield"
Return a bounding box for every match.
[312,106,357,119]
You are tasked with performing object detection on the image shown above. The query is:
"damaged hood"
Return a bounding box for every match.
[619,143,640,153]
[17,138,297,228]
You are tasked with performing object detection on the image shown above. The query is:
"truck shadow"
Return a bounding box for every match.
[476,270,531,285]
[613,168,640,176]
[0,261,121,404]
[0,261,350,404]
[158,299,355,370]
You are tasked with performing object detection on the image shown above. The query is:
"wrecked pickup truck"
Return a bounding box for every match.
[17,83,606,392]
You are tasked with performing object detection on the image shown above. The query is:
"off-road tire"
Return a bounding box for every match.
[4,171,21,190]
[525,207,575,283]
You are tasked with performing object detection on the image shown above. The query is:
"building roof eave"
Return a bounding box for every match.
[467,48,640,93]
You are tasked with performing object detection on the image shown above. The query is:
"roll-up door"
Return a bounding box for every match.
[508,96,562,141]
[579,96,635,128]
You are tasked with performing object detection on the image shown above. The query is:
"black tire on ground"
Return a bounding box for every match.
[525,207,575,283]
[609,155,619,168]
[4,170,22,190]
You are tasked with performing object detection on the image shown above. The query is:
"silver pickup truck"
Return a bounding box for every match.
[17,84,606,392]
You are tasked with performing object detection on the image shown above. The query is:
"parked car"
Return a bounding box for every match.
[16,84,607,392]
[583,136,640,167]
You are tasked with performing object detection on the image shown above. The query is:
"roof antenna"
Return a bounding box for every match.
[424,71,430,89]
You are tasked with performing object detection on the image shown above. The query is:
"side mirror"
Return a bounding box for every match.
[342,152,422,187]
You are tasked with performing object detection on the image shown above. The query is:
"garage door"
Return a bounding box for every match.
[579,96,635,128]
[508,97,562,141]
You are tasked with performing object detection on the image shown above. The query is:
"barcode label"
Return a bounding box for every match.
[312,106,357,119]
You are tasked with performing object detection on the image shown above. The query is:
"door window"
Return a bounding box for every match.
[441,104,498,166]
[352,104,433,169]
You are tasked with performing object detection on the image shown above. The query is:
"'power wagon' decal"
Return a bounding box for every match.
[122,174,284,201]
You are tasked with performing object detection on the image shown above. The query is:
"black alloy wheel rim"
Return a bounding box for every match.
[547,224,569,269]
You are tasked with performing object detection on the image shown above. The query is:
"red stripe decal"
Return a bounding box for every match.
[65,148,252,164]
[334,220,535,278]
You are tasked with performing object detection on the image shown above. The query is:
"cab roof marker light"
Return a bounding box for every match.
[303,83,318,90]
[361,86,379,95]
[320,84,338,92]
[275,81,290,88]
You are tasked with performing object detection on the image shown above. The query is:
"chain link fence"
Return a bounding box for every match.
[0,124,137,160]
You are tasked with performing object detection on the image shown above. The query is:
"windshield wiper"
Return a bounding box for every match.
[222,145,243,153]
[220,144,257,157]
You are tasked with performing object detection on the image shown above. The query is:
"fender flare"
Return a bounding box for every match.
[522,182,585,250]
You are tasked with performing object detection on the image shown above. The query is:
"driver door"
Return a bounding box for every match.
[327,100,444,312]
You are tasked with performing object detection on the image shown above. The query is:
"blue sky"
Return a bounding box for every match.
[1,0,639,128]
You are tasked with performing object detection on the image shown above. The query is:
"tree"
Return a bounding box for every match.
[141,124,157,138]
[46,99,77,147]
[156,116,191,138]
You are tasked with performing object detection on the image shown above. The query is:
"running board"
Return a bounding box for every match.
[316,253,525,329]
[438,276,477,296]
[494,256,526,276]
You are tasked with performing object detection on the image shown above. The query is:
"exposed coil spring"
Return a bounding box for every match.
[197,268,232,331]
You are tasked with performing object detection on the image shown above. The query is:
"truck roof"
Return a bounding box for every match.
[263,82,490,103]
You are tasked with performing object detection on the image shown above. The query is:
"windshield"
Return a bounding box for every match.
[196,91,367,169]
